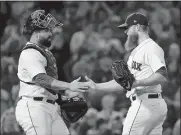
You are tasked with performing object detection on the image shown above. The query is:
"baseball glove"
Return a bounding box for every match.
[111,60,135,91]
[60,97,88,123]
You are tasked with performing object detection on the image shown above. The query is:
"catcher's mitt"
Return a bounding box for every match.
[111,60,135,91]
[60,97,88,123]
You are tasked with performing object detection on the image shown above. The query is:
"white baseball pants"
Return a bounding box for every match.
[122,93,168,135]
[15,97,70,135]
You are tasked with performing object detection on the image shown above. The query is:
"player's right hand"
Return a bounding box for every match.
[83,76,96,91]
[69,77,90,92]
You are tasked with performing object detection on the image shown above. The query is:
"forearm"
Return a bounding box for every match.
[136,73,167,87]
[33,73,70,92]
[95,79,123,92]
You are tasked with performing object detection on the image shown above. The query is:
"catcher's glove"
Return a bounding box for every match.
[111,60,135,91]
[60,97,88,123]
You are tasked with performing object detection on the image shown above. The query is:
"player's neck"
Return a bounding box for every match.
[138,33,150,45]
[29,35,45,48]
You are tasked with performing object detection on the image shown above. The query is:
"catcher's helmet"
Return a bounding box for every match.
[23,10,63,35]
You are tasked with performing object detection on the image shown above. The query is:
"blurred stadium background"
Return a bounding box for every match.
[0,1,180,135]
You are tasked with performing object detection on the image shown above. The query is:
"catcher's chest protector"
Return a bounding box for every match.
[23,43,58,95]
[23,43,58,79]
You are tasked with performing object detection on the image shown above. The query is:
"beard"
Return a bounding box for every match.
[124,33,138,52]
[39,37,52,48]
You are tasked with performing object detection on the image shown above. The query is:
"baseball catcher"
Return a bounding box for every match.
[15,9,90,135]
[111,60,135,91]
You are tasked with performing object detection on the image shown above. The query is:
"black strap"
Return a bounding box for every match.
[132,94,160,101]
[148,94,159,98]
[132,96,136,101]
[33,97,55,104]
[19,96,55,104]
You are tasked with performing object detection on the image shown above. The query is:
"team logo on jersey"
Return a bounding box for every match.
[132,61,142,71]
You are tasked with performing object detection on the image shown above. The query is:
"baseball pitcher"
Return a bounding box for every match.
[85,13,168,135]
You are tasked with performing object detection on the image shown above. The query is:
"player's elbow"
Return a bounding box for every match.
[155,68,168,86]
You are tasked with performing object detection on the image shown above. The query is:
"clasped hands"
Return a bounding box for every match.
[69,76,95,92]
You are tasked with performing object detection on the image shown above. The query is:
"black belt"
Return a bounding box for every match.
[132,93,160,101]
[19,96,55,104]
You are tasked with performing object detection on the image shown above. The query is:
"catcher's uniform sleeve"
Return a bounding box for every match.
[19,49,47,81]
[145,47,166,73]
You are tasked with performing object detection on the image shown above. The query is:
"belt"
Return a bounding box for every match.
[19,96,56,105]
[131,93,162,101]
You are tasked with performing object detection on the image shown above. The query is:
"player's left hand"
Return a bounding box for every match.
[111,60,135,91]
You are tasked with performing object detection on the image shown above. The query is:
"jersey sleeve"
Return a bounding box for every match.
[21,49,47,79]
[145,48,166,73]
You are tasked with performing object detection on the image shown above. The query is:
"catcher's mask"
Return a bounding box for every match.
[23,10,63,35]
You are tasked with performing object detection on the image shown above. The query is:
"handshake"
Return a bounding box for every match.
[68,60,136,93]
[69,76,95,92]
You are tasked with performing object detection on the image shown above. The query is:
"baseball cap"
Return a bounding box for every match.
[118,13,149,29]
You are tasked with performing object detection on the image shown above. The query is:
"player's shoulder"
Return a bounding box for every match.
[145,39,164,54]
[21,48,41,57]
[20,47,46,61]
